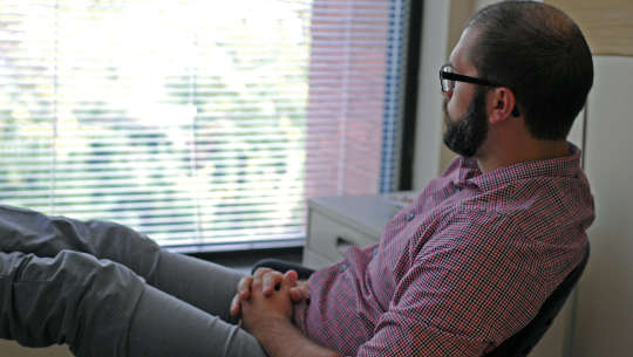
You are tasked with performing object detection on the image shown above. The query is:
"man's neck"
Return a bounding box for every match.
[476,140,569,173]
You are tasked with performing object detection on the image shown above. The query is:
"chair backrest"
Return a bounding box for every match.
[483,245,590,357]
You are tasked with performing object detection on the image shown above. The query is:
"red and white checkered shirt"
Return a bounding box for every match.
[293,143,594,357]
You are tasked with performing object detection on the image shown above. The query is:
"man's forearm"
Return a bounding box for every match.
[250,316,340,357]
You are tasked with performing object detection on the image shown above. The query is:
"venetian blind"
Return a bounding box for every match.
[0,0,410,251]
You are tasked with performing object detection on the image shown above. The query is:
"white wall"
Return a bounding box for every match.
[412,0,452,190]
[571,55,633,357]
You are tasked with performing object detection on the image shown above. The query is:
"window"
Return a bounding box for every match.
[0,0,412,252]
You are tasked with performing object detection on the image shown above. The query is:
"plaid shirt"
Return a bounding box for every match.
[293,143,594,357]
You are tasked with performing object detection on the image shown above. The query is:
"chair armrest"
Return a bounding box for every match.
[251,259,315,280]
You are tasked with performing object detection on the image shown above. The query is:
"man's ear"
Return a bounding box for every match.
[488,87,518,124]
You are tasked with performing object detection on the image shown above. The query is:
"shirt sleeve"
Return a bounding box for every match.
[351,211,548,357]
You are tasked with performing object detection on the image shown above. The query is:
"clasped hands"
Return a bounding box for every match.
[230,268,309,335]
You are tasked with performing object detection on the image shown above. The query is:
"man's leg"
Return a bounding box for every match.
[129,284,267,357]
[0,250,267,357]
[0,205,243,320]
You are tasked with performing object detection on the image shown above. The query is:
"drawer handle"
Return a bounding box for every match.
[336,236,354,256]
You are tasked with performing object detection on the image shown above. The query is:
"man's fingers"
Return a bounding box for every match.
[232,268,298,315]
[230,294,241,316]
[284,271,306,303]
[283,270,299,284]
[288,288,302,302]
[252,268,270,295]
[253,267,273,279]
[262,271,284,296]
[231,275,255,316]
[237,276,253,299]
[289,281,309,302]
[250,268,301,298]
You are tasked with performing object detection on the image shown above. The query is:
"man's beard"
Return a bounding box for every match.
[442,88,489,158]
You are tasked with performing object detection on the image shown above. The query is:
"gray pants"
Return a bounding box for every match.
[0,205,269,357]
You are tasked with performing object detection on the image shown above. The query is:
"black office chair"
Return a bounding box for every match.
[252,245,590,357]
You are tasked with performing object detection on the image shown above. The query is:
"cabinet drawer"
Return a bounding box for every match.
[307,210,378,263]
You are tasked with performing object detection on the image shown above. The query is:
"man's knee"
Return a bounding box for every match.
[7,250,146,356]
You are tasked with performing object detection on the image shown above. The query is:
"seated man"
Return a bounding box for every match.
[0,2,594,357]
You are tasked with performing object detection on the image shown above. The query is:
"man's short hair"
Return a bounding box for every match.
[466,1,594,140]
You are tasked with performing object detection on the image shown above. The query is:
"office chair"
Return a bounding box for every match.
[252,245,590,357]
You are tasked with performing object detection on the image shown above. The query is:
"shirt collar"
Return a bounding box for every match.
[454,142,583,191]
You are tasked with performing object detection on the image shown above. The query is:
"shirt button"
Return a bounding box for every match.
[373,249,378,257]
[406,213,415,221]
[338,264,347,273]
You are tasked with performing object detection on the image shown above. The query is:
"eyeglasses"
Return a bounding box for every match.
[439,64,498,93]
[439,64,520,117]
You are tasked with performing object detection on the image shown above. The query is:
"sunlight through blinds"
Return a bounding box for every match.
[0,0,410,251]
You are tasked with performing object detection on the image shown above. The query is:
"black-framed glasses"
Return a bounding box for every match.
[439,64,498,93]
[439,64,520,117]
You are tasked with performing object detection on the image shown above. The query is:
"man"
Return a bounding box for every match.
[0,2,594,357]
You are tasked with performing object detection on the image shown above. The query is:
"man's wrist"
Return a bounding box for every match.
[251,316,340,357]
[249,314,292,341]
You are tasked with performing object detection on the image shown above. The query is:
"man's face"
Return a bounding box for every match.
[441,28,490,158]
[442,87,489,158]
